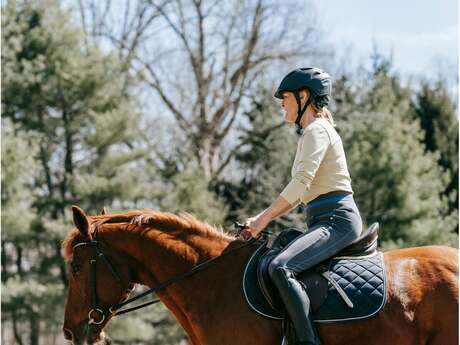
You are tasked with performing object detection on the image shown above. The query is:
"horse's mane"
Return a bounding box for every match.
[62,210,235,261]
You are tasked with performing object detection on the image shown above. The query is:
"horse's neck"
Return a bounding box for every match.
[104,221,232,283]
[104,223,257,343]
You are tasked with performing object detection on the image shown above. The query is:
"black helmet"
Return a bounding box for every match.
[275,67,332,134]
[274,67,332,105]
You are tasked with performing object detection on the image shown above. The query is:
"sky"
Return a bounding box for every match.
[312,0,458,81]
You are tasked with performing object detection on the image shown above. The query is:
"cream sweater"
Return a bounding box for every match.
[280,118,353,205]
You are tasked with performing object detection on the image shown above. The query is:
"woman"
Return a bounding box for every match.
[244,67,363,345]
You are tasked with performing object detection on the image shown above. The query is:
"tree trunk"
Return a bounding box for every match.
[15,243,23,277]
[1,318,5,345]
[60,108,73,205]
[55,240,68,286]
[12,310,24,345]
[29,314,39,345]
[2,240,8,282]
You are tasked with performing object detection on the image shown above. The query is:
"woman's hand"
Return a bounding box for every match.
[244,214,271,238]
[241,196,294,239]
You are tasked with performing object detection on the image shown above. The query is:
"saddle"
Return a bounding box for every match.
[243,223,387,323]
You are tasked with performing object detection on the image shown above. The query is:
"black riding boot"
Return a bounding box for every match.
[271,266,322,345]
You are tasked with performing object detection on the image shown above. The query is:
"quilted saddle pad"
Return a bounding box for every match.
[311,251,387,322]
[243,248,387,323]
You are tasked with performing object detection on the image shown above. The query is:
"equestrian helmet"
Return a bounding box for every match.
[274,67,332,108]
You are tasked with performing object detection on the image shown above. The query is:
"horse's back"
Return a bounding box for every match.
[384,245,458,295]
[385,244,457,261]
[385,245,458,288]
[384,245,458,345]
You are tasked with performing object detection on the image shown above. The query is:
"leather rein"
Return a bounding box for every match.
[72,220,264,325]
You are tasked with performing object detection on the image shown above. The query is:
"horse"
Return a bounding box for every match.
[62,206,458,345]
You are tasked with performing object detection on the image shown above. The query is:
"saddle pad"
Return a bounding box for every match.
[243,247,387,323]
[311,252,387,323]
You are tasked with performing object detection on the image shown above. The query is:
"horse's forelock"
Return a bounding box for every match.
[62,228,85,261]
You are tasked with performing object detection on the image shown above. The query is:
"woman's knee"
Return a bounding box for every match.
[268,257,289,279]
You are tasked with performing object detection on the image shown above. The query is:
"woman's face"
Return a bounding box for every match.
[280,91,298,123]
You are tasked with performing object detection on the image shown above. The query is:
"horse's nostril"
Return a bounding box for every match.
[63,328,73,340]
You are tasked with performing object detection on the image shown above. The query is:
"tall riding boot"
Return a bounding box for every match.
[271,266,322,345]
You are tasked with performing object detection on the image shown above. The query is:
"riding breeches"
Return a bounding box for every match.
[267,191,363,344]
[268,191,363,276]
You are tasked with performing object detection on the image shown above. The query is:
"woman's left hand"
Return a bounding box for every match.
[244,214,270,238]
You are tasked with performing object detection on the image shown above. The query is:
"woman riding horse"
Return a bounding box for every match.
[244,67,363,345]
[62,68,458,345]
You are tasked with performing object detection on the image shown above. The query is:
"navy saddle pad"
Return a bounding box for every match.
[243,227,387,323]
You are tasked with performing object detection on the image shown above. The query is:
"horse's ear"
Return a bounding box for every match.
[72,205,90,237]
[100,206,109,215]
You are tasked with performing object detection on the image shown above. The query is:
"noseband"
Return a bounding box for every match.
[71,220,261,325]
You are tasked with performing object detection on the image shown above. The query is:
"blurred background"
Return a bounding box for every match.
[1,0,458,344]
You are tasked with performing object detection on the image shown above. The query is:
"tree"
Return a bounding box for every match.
[411,81,459,230]
[1,1,162,343]
[74,0,323,180]
[1,119,42,345]
[339,60,457,248]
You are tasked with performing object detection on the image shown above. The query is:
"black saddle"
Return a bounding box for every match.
[243,223,387,323]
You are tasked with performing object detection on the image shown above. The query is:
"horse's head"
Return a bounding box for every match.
[62,206,135,345]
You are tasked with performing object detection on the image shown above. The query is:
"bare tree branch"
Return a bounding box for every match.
[77,0,89,47]
[74,0,323,179]
[151,1,199,77]
[213,121,285,179]
[142,62,192,133]
[192,0,207,125]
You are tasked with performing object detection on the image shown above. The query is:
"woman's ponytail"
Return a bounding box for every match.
[321,107,336,127]
[313,104,336,127]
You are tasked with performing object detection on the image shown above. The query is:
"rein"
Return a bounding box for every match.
[74,220,265,324]
[112,234,260,316]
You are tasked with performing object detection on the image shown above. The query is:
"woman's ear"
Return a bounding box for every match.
[71,205,90,238]
[299,89,309,102]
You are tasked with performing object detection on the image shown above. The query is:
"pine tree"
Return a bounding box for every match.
[340,62,457,248]
[1,1,160,343]
[1,119,63,345]
[411,81,458,231]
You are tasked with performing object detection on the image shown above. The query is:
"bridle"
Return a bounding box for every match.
[71,228,129,325]
[70,220,264,326]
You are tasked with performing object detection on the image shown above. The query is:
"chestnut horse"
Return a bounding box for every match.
[62,206,458,345]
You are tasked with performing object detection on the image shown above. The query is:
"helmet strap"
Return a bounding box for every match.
[294,91,312,135]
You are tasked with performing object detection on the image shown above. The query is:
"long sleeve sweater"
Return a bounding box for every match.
[280,118,353,205]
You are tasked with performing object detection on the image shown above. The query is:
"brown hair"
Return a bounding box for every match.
[312,104,336,127]
[302,89,336,127]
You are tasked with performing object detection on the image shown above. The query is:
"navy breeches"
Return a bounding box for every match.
[268,191,363,277]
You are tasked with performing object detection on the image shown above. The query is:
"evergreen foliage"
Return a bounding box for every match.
[411,81,459,228]
[214,88,306,231]
[159,166,229,225]
[340,63,458,248]
[1,1,185,343]
[1,119,39,239]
